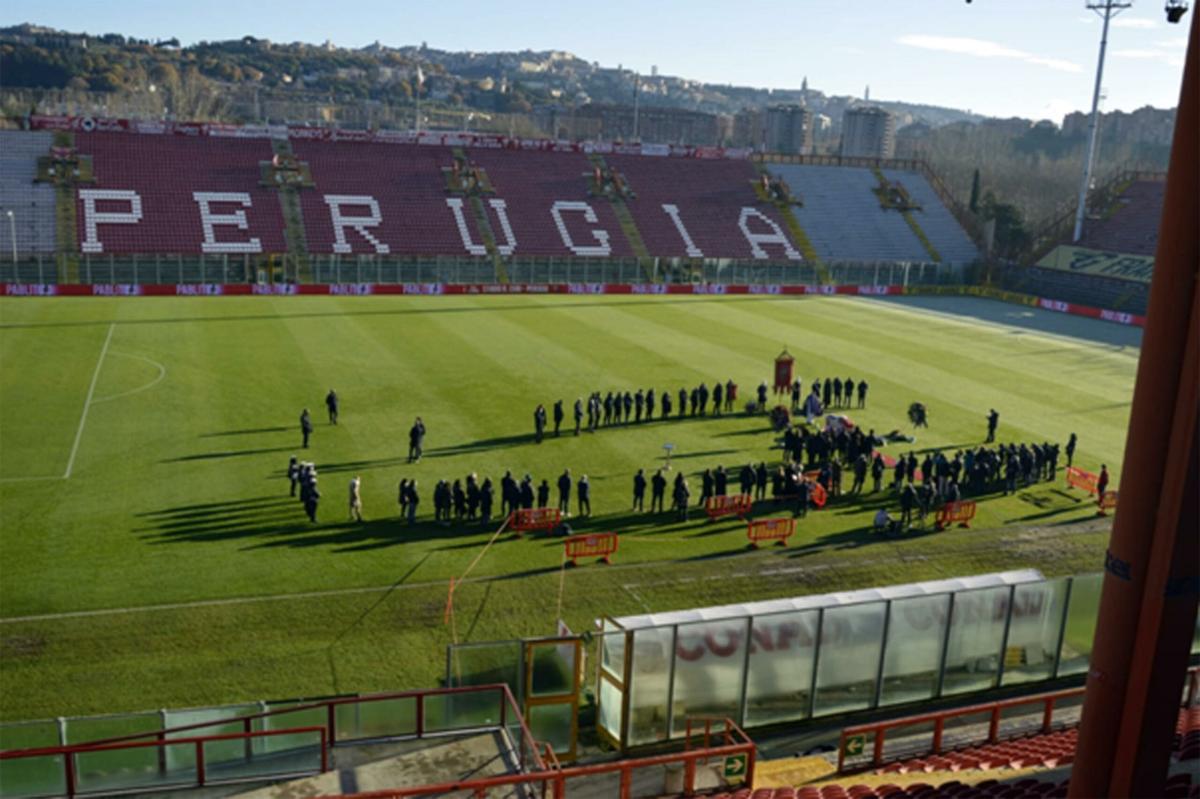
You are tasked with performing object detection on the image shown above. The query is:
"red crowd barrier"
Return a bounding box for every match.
[1065,466,1100,494]
[508,507,562,536]
[747,518,796,548]
[705,494,753,521]
[935,500,977,530]
[564,532,618,565]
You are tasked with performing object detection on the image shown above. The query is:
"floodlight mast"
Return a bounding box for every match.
[1073,0,1132,243]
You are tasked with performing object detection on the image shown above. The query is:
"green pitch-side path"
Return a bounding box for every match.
[0,294,1137,721]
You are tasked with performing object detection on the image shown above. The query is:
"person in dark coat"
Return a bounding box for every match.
[714,465,728,496]
[755,462,769,500]
[453,479,466,520]
[844,379,855,407]
[304,478,320,522]
[519,475,535,510]
[577,474,591,517]
[712,382,724,416]
[832,377,843,408]
[852,453,868,494]
[698,383,710,415]
[288,456,300,496]
[632,469,647,511]
[408,417,425,462]
[635,390,645,423]
[534,404,547,443]
[822,378,832,409]
[1065,433,1077,467]
[325,390,339,424]
[678,387,688,418]
[757,382,768,408]
[674,473,690,521]
[574,398,583,436]
[557,469,572,515]
[661,391,673,419]
[501,471,518,517]
[651,468,667,512]
[986,409,999,443]
[553,400,564,437]
[537,479,551,509]
[899,482,917,529]
[794,477,811,518]
[871,453,885,493]
[397,478,408,517]
[739,464,754,496]
[603,392,614,426]
[300,408,313,448]
[689,387,699,416]
[480,478,494,525]
[405,480,419,524]
[725,380,736,412]
[699,468,714,506]
[791,380,801,412]
[623,391,633,423]
[646,389,656,420]
[857,380,869,409]
[1096,464,1110,499]
[466,474,480,520]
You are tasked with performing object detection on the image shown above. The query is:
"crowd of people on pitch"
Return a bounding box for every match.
[396,469,598,527]
[533,380,741,440]
[786,376,869,413]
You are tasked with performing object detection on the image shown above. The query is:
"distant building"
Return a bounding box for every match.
[764,104,813,155]
[732,108,765,150]
[841,106,895,159]
[550,103,722,145]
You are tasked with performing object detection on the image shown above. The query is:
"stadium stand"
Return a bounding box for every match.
[0,130,57,254]
[1078,180,1165,256]
[607,154,802,260]
[467,146,637,258]
[765,165,930,264]
[1000,264,1150,315]
[73,132,287,255]
[881,169,981,265]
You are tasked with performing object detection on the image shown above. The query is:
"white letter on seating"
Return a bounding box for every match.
[79,189,142,253]
[324,195,390,254]
[737,207,802,261]
[661,204,704,258]
[550,200,611,256]
[446,198,517,256]
[193,192,262,253]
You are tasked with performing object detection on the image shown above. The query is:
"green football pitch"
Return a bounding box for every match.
[0,293,1139,722]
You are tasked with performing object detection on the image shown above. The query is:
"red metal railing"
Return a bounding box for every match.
[0,726,327,797]
[0,685,543,797]
[837,665,1200,772]
[311,716,756,799]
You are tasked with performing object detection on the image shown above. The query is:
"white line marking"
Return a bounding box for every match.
[63,322,115,479]
[91,351,167,404]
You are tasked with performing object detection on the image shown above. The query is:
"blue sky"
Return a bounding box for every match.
[3,1,1190,121]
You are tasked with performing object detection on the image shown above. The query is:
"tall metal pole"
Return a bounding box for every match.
[1073,0,1130,242]
[6,211,15,266]
[632,72,640,142]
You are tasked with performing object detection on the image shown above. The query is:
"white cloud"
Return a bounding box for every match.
[1112,17,1158,29]
[1112,48,1169,58]
[895,34,1083,73]
[1157,37,1189,48]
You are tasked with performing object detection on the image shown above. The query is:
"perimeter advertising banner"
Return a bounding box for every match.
[1037,245,1155,283]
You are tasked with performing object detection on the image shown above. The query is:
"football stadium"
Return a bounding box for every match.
[0,4,1196,798]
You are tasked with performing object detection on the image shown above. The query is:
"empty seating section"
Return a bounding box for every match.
[877,728,1078,774]
[710,772,1197,799]
[0,131,57,254]
[1002,265,1149,316]
[75,132,286,254]
[292,140,462,256]
[607,155,798,260]
[1079,180,1164,256]
[766,165,929,264]
[881,169,980,265]
[466,147,636,257]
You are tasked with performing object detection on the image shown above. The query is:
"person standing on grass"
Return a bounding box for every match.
[349,476,363,522]
[871,453,885,493]
[633,468,647,511]
[1065,433,1078,468]
[832,377,843,408]
[713,382,724,417]
[480,478,494,525]
[305,478,321,523]
[986,409,999,443]
[678,387,688,419]
[623,391,633,423]
[534,404,547,443]
[674,473,690,521]
[1097,464,1110,503]
[646,388,656,421]
[651,468,667,512]
[661,390,672,419]
[520,474,535,510]
[791,380,801,412]
[577,474,591,518]
[325,389,339,425]
[537,479,550,510]
[822,378,832,409]
[398,478,409,517]
[857,380,869,409]
[573,397,583,436]
[755,462,769,501]
[405,480,419,525]
[844,378,855,409]
[453,479,466,520]
[851,453,868,494]
[899,482,917,530]
[466,474,480,520]
[288,456,300,496]
[635,389,645,423]
[725,380,736,412]
[557,469,572,516]
[408,417,425,462]
[553,400,564,437]
[300,408,313,449]
[757,381,768,409]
